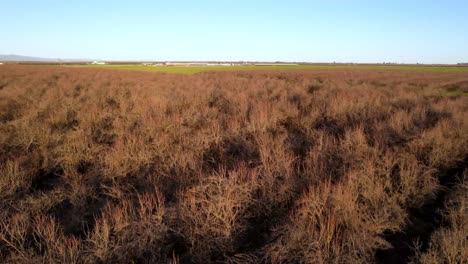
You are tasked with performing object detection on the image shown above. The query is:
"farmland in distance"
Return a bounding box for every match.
[0,64,467,263]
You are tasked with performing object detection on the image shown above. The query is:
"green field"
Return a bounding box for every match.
[69,64,468,74]
[445,90,468,96]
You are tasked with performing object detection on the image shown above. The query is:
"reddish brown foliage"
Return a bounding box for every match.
[0,65,467,263]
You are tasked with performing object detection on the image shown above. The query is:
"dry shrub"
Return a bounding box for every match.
[0,160,31,198]
[254,129,298,209]
[32,216,82,263]
[410,116,468,169]
[88,189,168,263]
[393,154,438,207]
[266,155,412,263]
[413,175,467,264]
[303,127,375,184]
[103,134,154,179]
[0,98,23,122]
[265,127,442,263]
[207,90,234,114]
[91,116,117,146]
[179,168,258,262]
[202,133,260,171]
[0,213,33,262]
[0,65,467,263]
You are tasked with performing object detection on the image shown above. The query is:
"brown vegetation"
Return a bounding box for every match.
[413,174,467,264]
[0,65,467,263]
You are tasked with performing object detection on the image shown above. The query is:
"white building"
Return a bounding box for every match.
[0,62,3,65]
[254,63,298,66]
[206,63,233,66]
[91,61,107,65]
[166,62,208,66]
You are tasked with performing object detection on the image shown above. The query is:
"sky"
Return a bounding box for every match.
[1,0,468,63]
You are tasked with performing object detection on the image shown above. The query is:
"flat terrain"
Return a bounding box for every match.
[0,65,467,263]
[72,63,468,74]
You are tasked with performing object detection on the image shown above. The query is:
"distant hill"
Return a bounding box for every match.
[0,54,91,62]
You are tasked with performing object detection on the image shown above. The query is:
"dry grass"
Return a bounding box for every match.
[0,65,467,263]
[413,174,467,264]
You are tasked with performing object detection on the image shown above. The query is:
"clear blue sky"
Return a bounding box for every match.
[1,0,467,63]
